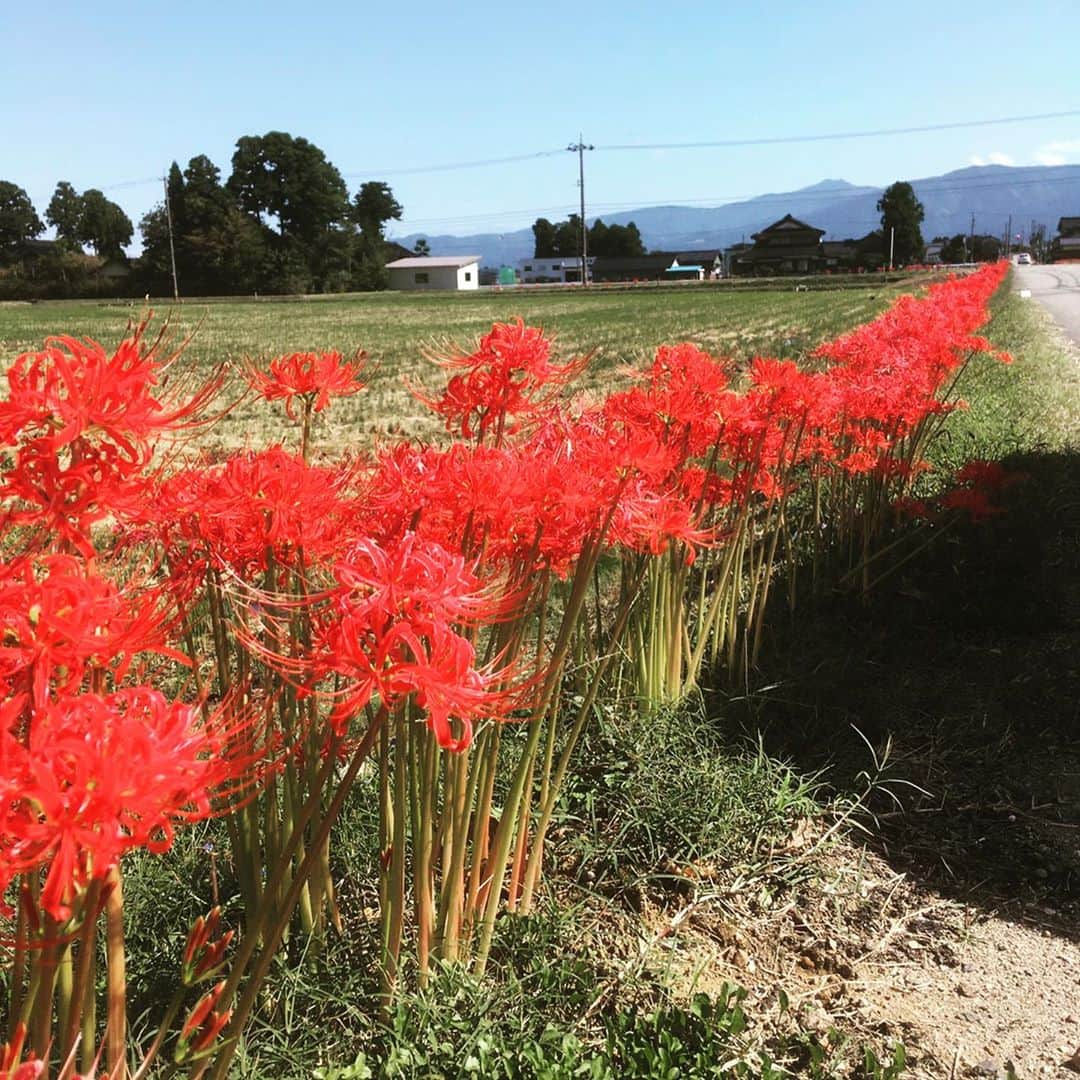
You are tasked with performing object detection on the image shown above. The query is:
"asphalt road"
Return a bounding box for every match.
[1013,262,1080,346]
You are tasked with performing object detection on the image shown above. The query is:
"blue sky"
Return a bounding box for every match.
[4,0,1080,247]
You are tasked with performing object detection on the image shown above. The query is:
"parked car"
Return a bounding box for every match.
[1017,253,1032,265]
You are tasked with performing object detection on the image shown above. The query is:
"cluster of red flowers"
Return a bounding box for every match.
[0,265,1016,1070]
[0,326,237,924]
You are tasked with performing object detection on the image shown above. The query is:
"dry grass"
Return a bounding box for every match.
[0,282,914,453]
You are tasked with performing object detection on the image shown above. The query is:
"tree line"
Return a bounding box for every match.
[0,132,405,298]
[532,215,645,258]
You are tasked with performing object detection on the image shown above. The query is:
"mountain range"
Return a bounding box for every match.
[395,164,1080,267]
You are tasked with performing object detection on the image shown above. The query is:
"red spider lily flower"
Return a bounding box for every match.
[0,320,224,549]
[416,318,588,443]
[0,553,185,713]
[0,687,242,920]
[175,981,232,1062]
[136,447,369,582]
[0,320,222,455]
[314,533,510,750]
[611,481,714,562]
[247,349,368,420]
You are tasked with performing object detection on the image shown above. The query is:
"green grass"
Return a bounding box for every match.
[0,283,907,451]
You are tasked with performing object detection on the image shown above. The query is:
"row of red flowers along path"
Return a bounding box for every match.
[0,262,1014,1079]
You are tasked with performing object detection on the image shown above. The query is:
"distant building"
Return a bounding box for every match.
[735,214,827,275]
[386,255,481,291]
[516,256,592,284]
[588,251,722,283]
[669,250,724,279]
[1049,216,1080,263]
[723,242,752,276]
[924,241,944,265]
[822,240,858,271]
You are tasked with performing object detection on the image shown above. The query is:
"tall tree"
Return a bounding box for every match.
[351,181,402,240]
[76,189,133,259]
[877,181,925,266]
[228,132,349,245]
[228,132,350,291]
[532,217,558,258]
[45,182,84,251]
[0,181,43,264]
[141,154,267,295]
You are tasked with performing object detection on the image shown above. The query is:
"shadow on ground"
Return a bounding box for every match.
[729,450,1080,937]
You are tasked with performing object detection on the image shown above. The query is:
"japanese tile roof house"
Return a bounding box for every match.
[737,214,827,275]
[1050,216,1080,262]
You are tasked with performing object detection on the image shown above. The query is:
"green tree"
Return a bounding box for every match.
[940,235,968,263]
[228,132,351,291]
[877,181,925,266]
[229,132,349,244]
[532,217,558,257]
[141,154,268,296]
[345,180,404,292]
[76,189,133,259]
[556,216,582,257]
[413,238,431,256]
[45,181,84,251]
[351,181,403,240]
[0,181,44,264]
[589,219,645,257]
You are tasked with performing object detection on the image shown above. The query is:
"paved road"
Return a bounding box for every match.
[1013,262,1080,345]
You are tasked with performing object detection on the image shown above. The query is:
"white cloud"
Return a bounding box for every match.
[1034,139,1080,166]
[969,151,1014,167]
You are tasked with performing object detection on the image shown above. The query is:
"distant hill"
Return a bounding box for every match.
[395,164,1080,266]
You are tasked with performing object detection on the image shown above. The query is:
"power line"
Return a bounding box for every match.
[83,108,1080,192]
[341,148,567,178]
[599,109,1080,152]
[390,169,1080,232]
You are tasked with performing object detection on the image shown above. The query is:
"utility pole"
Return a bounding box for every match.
[969,212,976,265]
[888,227,895,271]
[1005,214,1012,258]
[163,174,180,301]
[567,136,594,285]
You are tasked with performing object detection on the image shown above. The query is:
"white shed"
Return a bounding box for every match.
[386,255,482,292]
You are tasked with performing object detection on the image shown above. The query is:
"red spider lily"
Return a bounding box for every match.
[0,553,185,713]
[314,533,511,750]
[247,349,368,420]
[137,447,369,582]
[0,322,222,455]
[417,318,588,443]
[0,687,241,920]
[0,321,224,551]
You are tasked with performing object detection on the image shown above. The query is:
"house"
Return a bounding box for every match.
[822,240,859,271]
[669,251,724,279]
[516,256,593,284]
[735,214,827,275]
[386,255,481,291]
[589,254,677,282]
[924,241,944,265]
[723,242,753,277]
[1049,216,1080,263]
